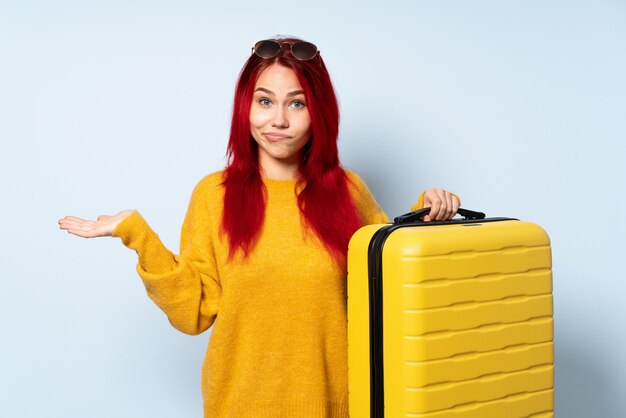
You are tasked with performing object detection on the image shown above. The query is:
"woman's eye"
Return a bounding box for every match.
[291,100,306,109]
[259,98,271,106]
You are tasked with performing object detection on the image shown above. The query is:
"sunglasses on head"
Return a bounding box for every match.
[252,39,320,61]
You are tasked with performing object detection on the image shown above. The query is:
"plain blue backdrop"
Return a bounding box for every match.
[1,1,624,417]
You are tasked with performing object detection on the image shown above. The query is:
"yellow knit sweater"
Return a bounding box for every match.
[111,169,427,418]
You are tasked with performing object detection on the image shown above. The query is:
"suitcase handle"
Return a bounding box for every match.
[393,207,486,225]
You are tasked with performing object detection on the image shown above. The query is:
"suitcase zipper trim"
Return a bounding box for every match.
[367,217,518,418]
[368,224,396,418]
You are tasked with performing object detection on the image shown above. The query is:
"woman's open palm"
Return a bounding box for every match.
[58,210,135,238]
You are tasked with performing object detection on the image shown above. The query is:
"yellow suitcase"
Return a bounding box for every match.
[347,208,554,418]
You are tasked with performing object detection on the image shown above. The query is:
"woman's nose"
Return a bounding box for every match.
[271,108,289,128]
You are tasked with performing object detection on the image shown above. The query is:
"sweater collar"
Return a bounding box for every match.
[261,176,305,194]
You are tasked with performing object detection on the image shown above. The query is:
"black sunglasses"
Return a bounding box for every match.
[252,40,320,61]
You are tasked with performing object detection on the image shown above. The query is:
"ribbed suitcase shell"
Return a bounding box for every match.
[347,218,554,418]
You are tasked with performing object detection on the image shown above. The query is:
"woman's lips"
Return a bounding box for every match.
[263,133,290,142]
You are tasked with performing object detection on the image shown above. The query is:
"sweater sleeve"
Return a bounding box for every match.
[111,178,221,335]
[345,170,390,225]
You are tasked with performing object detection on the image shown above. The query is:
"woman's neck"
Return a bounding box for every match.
[259,156,301,180]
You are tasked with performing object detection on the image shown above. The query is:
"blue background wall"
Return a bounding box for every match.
[1,1,624,416]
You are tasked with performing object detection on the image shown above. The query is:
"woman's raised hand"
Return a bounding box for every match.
[422,189,460,222]
[58,210,135,238]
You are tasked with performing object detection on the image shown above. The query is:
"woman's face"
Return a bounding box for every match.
[249,63,312,176]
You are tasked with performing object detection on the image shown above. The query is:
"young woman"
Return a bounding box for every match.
[58,37,460,418]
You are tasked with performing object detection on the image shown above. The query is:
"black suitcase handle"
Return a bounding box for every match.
[393,207,486,225]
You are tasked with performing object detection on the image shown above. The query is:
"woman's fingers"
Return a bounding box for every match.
[425,190,442,221]
[444,191,454,219]
[422,189,459,221]
[451,195,460,216]
[59,218,94,237]
[61,215,90,222]
[60,210,135,238]
[65,226,96,238]
[59,214,115,238]
[59,218,92,230]
[436,189,450,220]
[430,189,447,221]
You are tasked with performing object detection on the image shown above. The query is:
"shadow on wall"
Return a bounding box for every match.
[555,344,621,418]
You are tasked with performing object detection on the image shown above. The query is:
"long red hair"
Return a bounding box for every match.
[220,36,362,270]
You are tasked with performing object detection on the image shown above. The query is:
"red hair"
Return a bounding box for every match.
[220,36,362,270]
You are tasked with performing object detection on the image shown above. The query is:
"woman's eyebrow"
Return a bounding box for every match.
[254,87,274,95]
[254,87,305,97]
